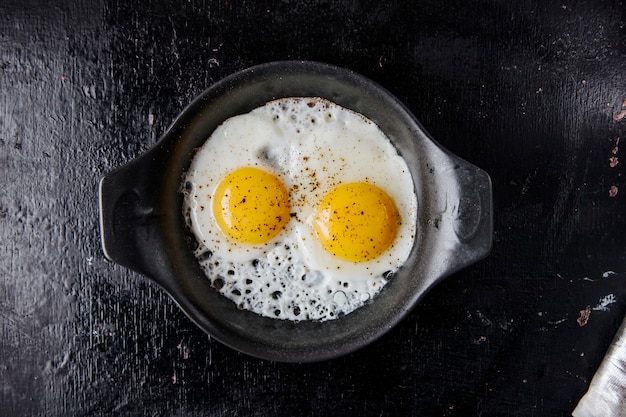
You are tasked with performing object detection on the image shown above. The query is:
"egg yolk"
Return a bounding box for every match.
[213,167,290,244]
[313,182,400,262]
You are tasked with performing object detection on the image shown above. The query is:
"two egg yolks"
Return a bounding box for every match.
[212,167,400,262]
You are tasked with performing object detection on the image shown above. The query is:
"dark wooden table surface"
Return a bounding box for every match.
[2,1,626,416]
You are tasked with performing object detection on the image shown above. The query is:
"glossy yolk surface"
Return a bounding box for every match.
[213,167,290,244]
[313,182,400,262]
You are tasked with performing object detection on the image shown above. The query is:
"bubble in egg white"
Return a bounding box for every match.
[182,97,417,321]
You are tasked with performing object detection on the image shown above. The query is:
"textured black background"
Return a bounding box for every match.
[2,0,626,416]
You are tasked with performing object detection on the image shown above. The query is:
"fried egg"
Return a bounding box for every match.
[182,97,417,321]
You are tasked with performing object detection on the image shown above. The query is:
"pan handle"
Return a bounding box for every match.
[448,160,493,274]
[99,155,161,278]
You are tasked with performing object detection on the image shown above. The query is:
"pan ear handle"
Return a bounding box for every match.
[449,160,493,272]
[99,161,153,277]
[99,150,170,279]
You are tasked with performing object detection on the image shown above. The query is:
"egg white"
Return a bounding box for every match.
[182,98,417,321]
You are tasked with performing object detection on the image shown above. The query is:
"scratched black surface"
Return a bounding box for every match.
[2,0,626,416]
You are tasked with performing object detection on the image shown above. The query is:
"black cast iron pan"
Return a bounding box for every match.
[99,61,492,362]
